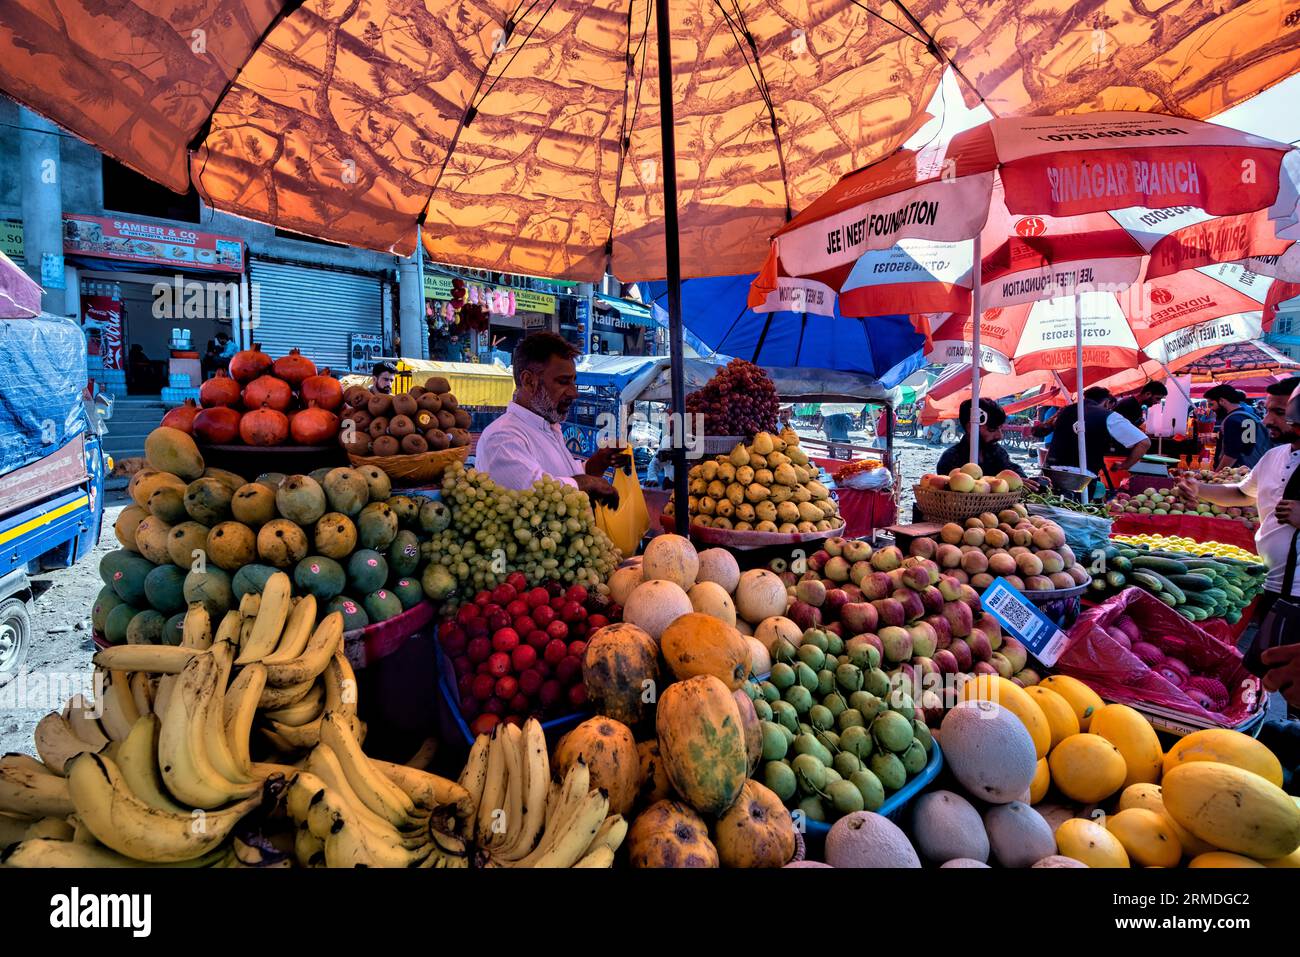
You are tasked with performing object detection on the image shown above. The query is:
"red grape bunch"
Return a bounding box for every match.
[685,359,779,438]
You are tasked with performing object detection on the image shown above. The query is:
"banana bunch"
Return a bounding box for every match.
[459,721,626,868]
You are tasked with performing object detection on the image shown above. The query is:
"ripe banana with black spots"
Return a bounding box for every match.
[457,732,490,838]
[323,650,358,719]
[318,711,415,828]
[261,682,324,726]
[371,759,473,819]
[222,663,266,778]
[265,717,322,749]
[181,602,212,650]
[264,613,342,687]
[0,762,75,817]
[235,572,292,664]
[0,811,32,847]
[93,645,198,674]
[129,672,156,718]
[33,712,103,775]
[493,719,548,861]
[502,760,589,868]
[476,725,508,847]
[300,752,427,851]
[573,844,615,868]
[66,694,110,749]
[529,787,608,868]
[294,824,325,867]
[2,837,229,868]
[97,671,140,742]
[258,677,316,710]
[204,639,254,785]
[117,715,186,813]
[261,592,316,665]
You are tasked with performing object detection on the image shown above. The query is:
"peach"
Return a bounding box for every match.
[1049,571,1076,589]
[1008,546,1030,559]
[960,463,984,480]
[1011,528,1034,547]
[960,551,989,575]
[1030,528,1055,551]
[984,528,1009,549]
[988,552,1017,577]
[1067,564,1091,586]
[1058,544,1076,567]
[1037,550,1065,575]
[909,537,937,559]
[948,472,976,493]
[1025,575,1054,591]
[962,527,987,548]
[939,522,965,545]
[998,509,1020,525]
[1004,574,1025,591]
[997,469,1024,492]
[965,517,985,530]
[1015,552,1044,577]
[979,512,999,529]
[972,480,991,494]
[949,568,970,584]
[935,543,963,569]
[971,573,994,590]
[989,479,1010,494]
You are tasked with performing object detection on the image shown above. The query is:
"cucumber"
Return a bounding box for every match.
[1131,571,1164,593]
[1182,592,1217,609]
[1168,573,1214,591]
[1105,571,1128,589]
[1131,556,1189,576]
[1112,556,1132,573]
[1157,592,1178,607]
[1090,577,1109,593]
[1146,572,1186,604]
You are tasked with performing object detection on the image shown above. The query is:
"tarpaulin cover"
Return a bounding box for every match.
[1059,588,1263,728]
[0,315,88,478]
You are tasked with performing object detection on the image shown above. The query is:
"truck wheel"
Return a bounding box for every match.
[0,597,31,686]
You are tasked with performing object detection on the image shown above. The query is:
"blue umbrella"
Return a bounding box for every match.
[642,274,926,389]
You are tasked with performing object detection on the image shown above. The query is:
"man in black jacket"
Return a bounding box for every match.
[936,398,1040,489]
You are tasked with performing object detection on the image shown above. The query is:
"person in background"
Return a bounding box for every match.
[475,332,621,505]
[936,398,1040,489]
[1038,391,1151,477]
[1204,383,1269,469]
[369,360,396,395]
[822,410,854,446]
[1083,386,1115,411]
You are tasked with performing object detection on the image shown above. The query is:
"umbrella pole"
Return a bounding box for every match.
[655,0,690,544]
[969,235,982,465]
[1074,292,1087,489]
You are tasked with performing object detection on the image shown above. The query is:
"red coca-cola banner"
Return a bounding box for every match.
[83,295,123,370]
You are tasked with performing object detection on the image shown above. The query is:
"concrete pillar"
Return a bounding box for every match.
[18,107,66,315]
[396,228,428,360]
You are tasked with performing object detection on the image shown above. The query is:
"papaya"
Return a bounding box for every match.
[714,780,795,868]
[230,482,278,527]
[126,609,167,645]
[1162,728,1284,788]
[386,495,420,528]
[1089,703,1163,788]
[144,426,204,480]
[143,564,188,615]
[162,612,186,646]
[635,739,675,810]
[200,466,247,492]
[363,588,404,623]
[294,556,346,601]
[387,530,421,578]
[733,687,762,775]
[205,522,257,571]
[959,674,1051,759]
[183,477,234,525]
[183,567,234,618]
[357,465,391,502]
[129,469,186,508]
[146,486,189,524]
[113,505,149,552]
[582,623,661,726]
[133,515,174,565]
[389,578,424,610]
[257,519,310,569]
[656,674,749,815]
[356,502,398,550]
[231,564,280,600]
[92,586,124,635]
[108,553,155,606]
[418,499,451,534]
[104,603,139,645]
[326,595,370,632]
[347,549,389,594]
[553,717,640,817]
[276,475,328,526]
[1162,762,1300,860]
[627,800,718,868]
[660,613,751,690]
[313,513,358,560]
[167,521,211,569]
[322,468,370,517]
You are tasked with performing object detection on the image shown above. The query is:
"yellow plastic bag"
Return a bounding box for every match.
[595,452,649,556]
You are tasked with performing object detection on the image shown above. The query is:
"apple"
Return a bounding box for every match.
[919,585,945,616]
[824,556,851,583]
[937,576,963,603]
[892,588,926,623]
[511,644,538,672]
[911,656,938,678]
[795,579,826,607]
[966,628,992,662]
[908,621,938,658]
[942,600,974,638]
[778,571,798,588]
[544,638,568,666]
[988,652,1014,679]
[488,652,512,678]
[809,550,830,572]
[788,600,823,631]
[872,598,906,628]
[900,564,931,591]
[879,626,913,664]
[950,638,973,671]
[909,537,937,560]
[492,628,520,653]
[959,584,982,612]
[859,571,893,601]
[870,546,903,572]
[824,621,844,639]
[935,543,963,569]
[839,584,863,603]
[924,614,952,650]
[948,471,976,493]
[840,602,879,635]
[471,674,496,700]
[849,560,874,586]
[1000,636,1028,672]
[824,537,847,558]
[973,661,999,676]
[824,589,850,619]
[933,649,960,675]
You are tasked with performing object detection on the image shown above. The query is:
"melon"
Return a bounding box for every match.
[641,534,699,591]
[695,548,740,594]
[660,613,750,689]
[984,801,1056,868]
[824,811,920,868]
[553,717,640,817]
[687,581,737,627]
[745,637,772,677]
[1032,855,1088,868]
[939,701,1037,804]
[911,790,989,864]
[582,623,660,726]
[623,579,692,643]
[607,565,644,606]
[734,569,788,626]
[754,616,801,655]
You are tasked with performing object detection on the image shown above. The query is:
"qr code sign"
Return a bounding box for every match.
[987,586,1034,637]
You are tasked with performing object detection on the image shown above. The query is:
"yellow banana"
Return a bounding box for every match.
[117,715,186,813]
[494,718,549,861]
[261,682,325,726]
[33,712,103,776]
[24,815,76,842]
[257,677,316,710]
[263,612,342,687]
[318,711,415,828]
[528,788,608,868]
[1,837,226,868]
[238,591,262,620]
[66,694,110,749]
[294,824,325,867]
[510,760,589,868]
[97,671,137,743]
[68,813,97,844]
[476,726,508,847]
[129,672,155,717]
[259,727,302,755]
[153,674,177,721]
[304,749,427,849]
[285,771,326,824]
[573,844,615,868]
[181,602,212,650]
[371,760,473,818]
[265,718,322,749]
[457,732,490,838]
[203,639,252,785]
[495,723,524,852]
[585,813,628,857]
[235,572,292,664]
[403,737,438,771]
[322,650,358,719]
[0,763,75,817]
[0,754,52,777]
[222,664,266,778]
[93,645,198,675]
[260,592,316,665]
[0,811,32,846]
[314,789,432,869]
[157,654,259,809]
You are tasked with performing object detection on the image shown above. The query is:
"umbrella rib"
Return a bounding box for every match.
[886,0,991,113]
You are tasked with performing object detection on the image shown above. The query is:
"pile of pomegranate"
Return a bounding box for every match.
[685,359,780,438]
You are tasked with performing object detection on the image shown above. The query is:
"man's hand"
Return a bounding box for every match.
[574,474,619,509]
[1261,643,1300,709]
[1174,475,1201,501]
[585,445,625,477]
[1276,499,1300,529]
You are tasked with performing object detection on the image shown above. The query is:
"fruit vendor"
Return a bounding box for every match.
[476,332,621,506]
[1203,383,1269,469]
[369,360,397,395]
[1177,377,1300,708]
[937,399,1040,491]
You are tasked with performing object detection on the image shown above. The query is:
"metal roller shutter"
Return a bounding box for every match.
[247,259,387,373]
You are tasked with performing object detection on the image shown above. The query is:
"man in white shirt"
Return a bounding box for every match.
[475,333,621,505]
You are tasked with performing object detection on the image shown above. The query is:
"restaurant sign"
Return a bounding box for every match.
[423,273,556,315]
[63,215,244,273]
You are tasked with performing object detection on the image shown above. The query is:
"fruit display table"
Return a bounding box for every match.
[1109,513,1258,553]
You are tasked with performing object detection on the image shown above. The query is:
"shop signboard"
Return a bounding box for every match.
[0,220,24,262]
[349,333,384,373]
[423,273,556,317]
[522,312,548,331]
[63,214,244,273]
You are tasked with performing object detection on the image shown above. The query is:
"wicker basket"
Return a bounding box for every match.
[348,445,468,486]
[913,483,1022,524]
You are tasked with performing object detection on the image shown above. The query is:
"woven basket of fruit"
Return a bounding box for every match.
[913,484,1022,524]
[347,446,468,486]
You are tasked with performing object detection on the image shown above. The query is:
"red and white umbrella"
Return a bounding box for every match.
[750,111,1300,468]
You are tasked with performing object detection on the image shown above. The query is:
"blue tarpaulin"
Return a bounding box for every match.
[642,273,926,388]
[0,316,89,477]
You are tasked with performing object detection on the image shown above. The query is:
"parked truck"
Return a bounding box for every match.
[0,313,108,685]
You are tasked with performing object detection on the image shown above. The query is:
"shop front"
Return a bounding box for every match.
[423,272,556,363]
[63,214,245,396]
[589,294,660,356]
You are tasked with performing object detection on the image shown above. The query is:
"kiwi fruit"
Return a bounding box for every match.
[391,394,417,418]
[388,414,415,438]
[343,385,370,409]
[425,429,450,451]
[439,392,459,411]
[415,410,436,431]
[366,393,393,417]
[447,428,470,448]
[416,393,442,414]
[371,435,400,456]
[400,433,429,454]
[426,376,451,395]
[368,417,390,439]
[342,433,372,455]
[436,409,456,431]
[452,408,472,430]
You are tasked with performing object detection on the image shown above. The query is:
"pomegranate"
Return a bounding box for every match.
[192,406,242,444]
[300,368,344,412]
[239,406,290,447]
[228,343,273,383]
[199,369,241,408]
[243,374,292,412]
[272,348,316,388]
[289,405,339,445]
[160,398,200,433]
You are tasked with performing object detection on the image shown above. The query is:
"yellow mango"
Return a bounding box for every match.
[1163,762,1300,860]
[1037,675,1104,731]
[1162,729,1283,788]
[1188,852,1265,868]
[1029,757,1050,804]
[1024,685,1079,751]
[1105,808,1181,868]
[1117,783,1214,858]
[1056,818,1129,868]
[1089,704,1162,788]
[959,674,1050,759]
[1049,733,1127,804]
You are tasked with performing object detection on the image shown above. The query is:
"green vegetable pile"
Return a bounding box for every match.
[1089,543,1268,624]
[1024,490,1108,516]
